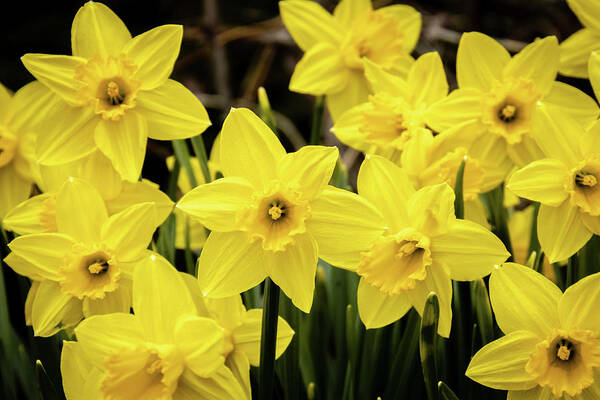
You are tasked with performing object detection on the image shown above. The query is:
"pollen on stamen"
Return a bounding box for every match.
[498,104,517,123]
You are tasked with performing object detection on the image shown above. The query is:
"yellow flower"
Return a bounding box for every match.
[3,178,162,336]
[176,108,383,312]
[466,263,600,398]
[21,1,211,181]
[507,101,600,262]
[332,52,448,158]
[426,32,599,168]
[560,0,600,77]
[70,253,250,400]
[0,81,54,220]
[280,0,421,120]
[353,155,509,336]
[3,150,173,236]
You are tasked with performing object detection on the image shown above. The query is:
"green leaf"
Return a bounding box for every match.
[469,279,493,345]
[438,381,461,400]
[420,292,440,400]
[453,157,466,220]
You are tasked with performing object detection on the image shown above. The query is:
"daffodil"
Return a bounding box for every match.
[466,262,600,399]
[426,32,599,168]
[507,99,600,262]
[0,81,55,221]
[280,0,421,120]
[331,52,448,159]
[560,0,600,77]
[353,155,509,336]
[3,178,162,336]
[21,1,211,181]
[70,253,251,399]
[176,108,383,312]
[3,150,173,236]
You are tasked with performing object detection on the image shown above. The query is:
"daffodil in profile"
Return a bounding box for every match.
[3,150,173,236]
[352,155,509,336]
[3,178,161,336]
[426,32,599,167]
[70,253,250,400]
[467,263,600,399]
[507,99,600,262]
[0,81,55,221]
[176,108,383,312]
[280,0,421,120]
[21,1,211,181]
[560,0,600,77]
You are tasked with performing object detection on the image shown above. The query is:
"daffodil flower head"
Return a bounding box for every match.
[467,263,600,398]
[280,0,421,120]
[3,178,162,336]
[559,0,600,78]
[353,155,509,336]
[176,107,384,312]
[21,1,211,181]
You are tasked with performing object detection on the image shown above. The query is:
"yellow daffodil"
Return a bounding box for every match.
[353,155,509,336]
[21,1,211,181]
[0,81,55,220]
[507,100,600,262]
[467,263,600,398]
[71,253,251,399]
[426,32,599,168]
[280,0,421,120]
[560,0,600,77]
[3,178,161,336]
[176,108,383,312]
[332,52,448,159]
[3,150,173,235]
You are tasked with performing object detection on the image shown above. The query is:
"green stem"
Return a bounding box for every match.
[454,157,466,220]
[190,135,212,184]
[310,96,325,145]
[420,293,440,400]
[259,278,281,400]
[172,140,198,188]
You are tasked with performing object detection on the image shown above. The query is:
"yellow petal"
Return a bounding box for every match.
[277,146,338,201]
[178,365,249,400]
[466,330,539,391]
[357,278,411,329]
[56,177,107,243]
[325,70,370,121]
[71,1,131,58]
[198,231,267,298]
[0,83,11,120]
[94,110,147,182]
[531,102,583,166]
[265,233,318,313]
[330,103,376,153]
[363,58,409,98]
[457,32,510,91]
[407,183,455,237]
[101,203,158,261]
[36,103,98,166]
[175,315,225,377]
[106,180,173,224]
[567,0,600,32]
[505,135,545,168]
[7,233,74,280]
[307,186,384,270]
[581,213,600,235]
[133,253,197,342]
[559,28,600,78]
[559,272,600,332]
[407,52,448,107]
[357,155,415,230]
[506,387,553,400]
[225,351,252,400]
[543,82,599,129]
[588,51,600,102]
[61,341,97,400]
[123,25,182,90]
[75,313,144,368]
[137,79,211,140]
[431,219,509,281]
[0,167,31,220]
[174,210,208,250]
[503,36,559,96]
[279,0,344,51]
[203,296,245,330]
[333,0,371,28]
[31,280,81,337]
[2,193,53,235]
[82,283,131,317]
[176,177,254,231]
[233,309,295,366]
[289,43,349,95]
[76,150,123,200]
[407,263,452,338]
[20,54,86,105]
[423,88,483,132]
[538,202,592,263]
[490,262,561,337]
[6,81,58,133]
[219,108,285,189]
[377,4,422,52]
[506,159,569,206]
[25,281,40,325]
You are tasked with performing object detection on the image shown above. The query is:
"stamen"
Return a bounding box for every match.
[146,358,162,374]
[498,104,517,123]
[106,81,125,106]
[268,202,286,221]
[575,171,597,187]
[556,340,573,361]
[87,259,109,275]
[399,241,417,256]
